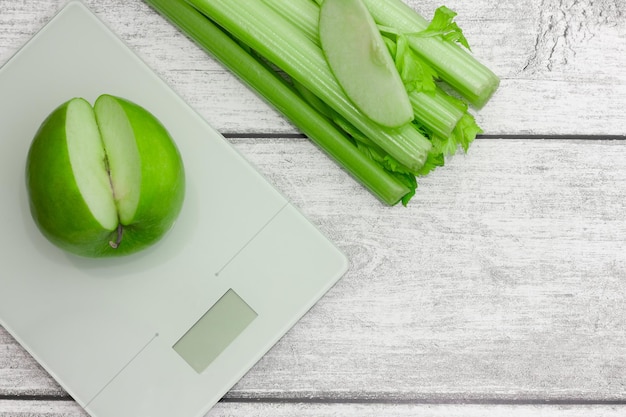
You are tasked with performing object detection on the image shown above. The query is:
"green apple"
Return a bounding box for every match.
[319,0,413,128]
[25,94,185,258]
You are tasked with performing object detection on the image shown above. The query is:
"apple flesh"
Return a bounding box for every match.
[319,0,413,128]
[26,94,185,258]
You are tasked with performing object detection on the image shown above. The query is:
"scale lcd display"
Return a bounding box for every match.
[173,289,257,373]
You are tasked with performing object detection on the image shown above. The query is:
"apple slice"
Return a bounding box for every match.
[319,0,413,128]
[65,98,119,232]
[94,95,142,227]
[26,95,185,258]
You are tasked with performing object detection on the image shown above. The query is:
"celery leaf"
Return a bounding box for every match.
[412,6,471,50]
[391,34,438,93]
[431,113,482,156]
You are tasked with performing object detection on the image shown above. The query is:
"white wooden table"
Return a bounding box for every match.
[1,0,625,416]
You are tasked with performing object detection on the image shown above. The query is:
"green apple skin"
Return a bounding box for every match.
[26,95,185,258]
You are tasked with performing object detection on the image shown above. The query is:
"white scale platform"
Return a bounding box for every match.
[0,2,348,416]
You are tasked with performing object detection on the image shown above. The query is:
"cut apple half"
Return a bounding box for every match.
[319,0,413,128]
[26,94,185,258]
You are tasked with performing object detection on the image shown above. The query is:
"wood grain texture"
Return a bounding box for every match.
[1,0,626,416]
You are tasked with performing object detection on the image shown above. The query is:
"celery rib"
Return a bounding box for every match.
[361,0,500,108]
[186,0,432,173]
[261,0,320,43]
[143,0,412,205]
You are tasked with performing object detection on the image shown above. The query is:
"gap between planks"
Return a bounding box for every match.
[222,134,626,140]
[2,394,626,406]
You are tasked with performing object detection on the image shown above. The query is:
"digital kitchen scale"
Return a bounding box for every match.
[0,2,348,417]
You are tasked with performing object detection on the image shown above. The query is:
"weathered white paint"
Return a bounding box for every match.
[1,0,625,415]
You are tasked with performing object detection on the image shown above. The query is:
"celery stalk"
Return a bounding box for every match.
[144,0,412,205]
[186,0,433,173]
[262,0,320,43]
[304,0,499,107]
[361,0,500,108]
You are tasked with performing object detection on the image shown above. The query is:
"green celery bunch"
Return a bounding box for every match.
[143,0,499,205]
[261,0,493,197]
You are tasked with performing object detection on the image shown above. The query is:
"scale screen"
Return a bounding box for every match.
[173,289,257,373]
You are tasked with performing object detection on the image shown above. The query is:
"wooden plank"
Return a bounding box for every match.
[1,400,626,417]
[0,401,87,417]
[2,138,625,400]
[0,1,624,135]
[0,324,65,397]
[222,137,626,401]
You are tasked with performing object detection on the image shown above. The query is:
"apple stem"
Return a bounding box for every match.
[109,224,123,249]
